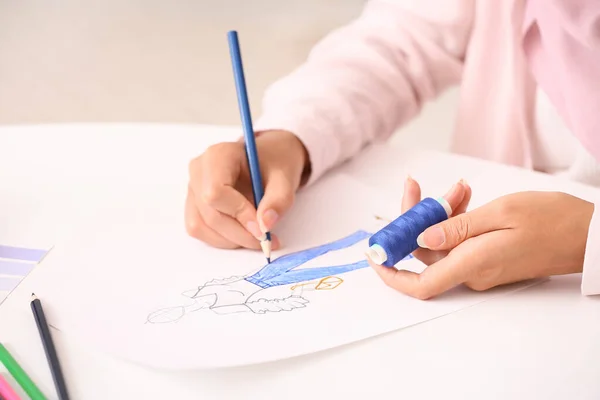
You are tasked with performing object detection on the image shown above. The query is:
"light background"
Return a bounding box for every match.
[0,0,458,151]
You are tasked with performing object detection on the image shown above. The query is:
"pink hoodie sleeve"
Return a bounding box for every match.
[582,201,600,295]
[254,0,474,184]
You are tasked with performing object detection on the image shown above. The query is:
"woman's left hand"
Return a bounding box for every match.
[370,178,595,300]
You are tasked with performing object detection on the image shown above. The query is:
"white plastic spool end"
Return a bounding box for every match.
[366,244,388,265]
[436,197,452,217]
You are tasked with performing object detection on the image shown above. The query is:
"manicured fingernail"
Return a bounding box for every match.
[416,233,427,248]
[444,183,460,197]
[246,221,264,240]
[260,209,279,233]
[417,227,445,248]
[404,176,415,196]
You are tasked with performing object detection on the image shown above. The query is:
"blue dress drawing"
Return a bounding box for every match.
[147,230,413,322]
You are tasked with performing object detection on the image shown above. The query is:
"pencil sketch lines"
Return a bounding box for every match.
[146,230,413,323]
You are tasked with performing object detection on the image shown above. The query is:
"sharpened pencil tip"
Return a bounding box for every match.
[260,238,271,263]
[31,293,37,300]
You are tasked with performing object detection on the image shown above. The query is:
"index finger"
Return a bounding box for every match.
[368,249,473,300]
[191,148,260,237]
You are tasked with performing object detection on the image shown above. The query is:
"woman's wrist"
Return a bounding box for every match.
[257,130,311,187]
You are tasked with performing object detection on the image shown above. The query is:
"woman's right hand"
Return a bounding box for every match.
[185,130,309,251]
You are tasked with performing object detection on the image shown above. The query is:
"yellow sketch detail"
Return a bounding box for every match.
[291,276,343,291]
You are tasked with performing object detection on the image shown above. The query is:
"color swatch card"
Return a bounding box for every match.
[0,245,50,305]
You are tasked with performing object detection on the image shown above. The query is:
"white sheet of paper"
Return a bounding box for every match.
[35,174,537,370]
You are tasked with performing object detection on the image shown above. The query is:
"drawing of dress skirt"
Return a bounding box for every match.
[147,230,412,322]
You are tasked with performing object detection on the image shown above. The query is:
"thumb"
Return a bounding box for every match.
[416,205,499,250]
[257,171,296,233]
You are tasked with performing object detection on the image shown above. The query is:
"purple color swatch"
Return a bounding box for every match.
[0,277,20,292]
[0,245,46,262]
[0,260,34,277]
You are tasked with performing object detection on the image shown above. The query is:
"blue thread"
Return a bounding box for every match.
[368,197,448,267]
[245,230,415,288]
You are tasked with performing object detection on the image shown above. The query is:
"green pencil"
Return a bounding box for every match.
[0,343,47,400]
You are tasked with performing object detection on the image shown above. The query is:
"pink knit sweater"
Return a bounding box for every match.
[254,0,600,295]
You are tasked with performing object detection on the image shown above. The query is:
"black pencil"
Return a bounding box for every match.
[30,293,70,400]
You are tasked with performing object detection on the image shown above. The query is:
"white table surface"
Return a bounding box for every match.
[0,123,599,400]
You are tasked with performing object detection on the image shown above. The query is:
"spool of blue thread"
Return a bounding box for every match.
[367,197,452,267]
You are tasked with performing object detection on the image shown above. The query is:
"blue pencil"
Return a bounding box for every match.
[227,30,272,263]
